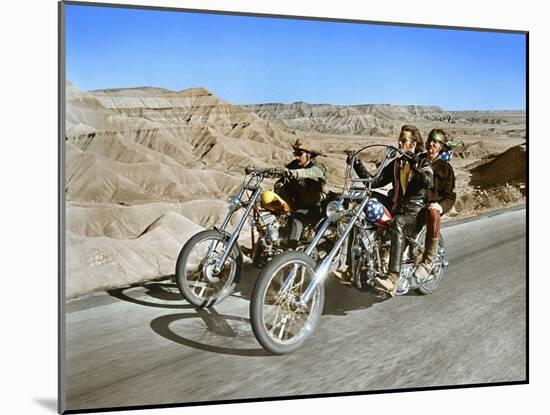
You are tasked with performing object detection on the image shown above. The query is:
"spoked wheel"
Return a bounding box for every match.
[176,230,242,307]
[250,251,324,355]
[415,233,446,295]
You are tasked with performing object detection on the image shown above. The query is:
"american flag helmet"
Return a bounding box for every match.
[366,198,392,228]
[440,150,452,161]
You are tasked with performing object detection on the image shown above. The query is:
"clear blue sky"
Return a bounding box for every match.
[65,4,526,110]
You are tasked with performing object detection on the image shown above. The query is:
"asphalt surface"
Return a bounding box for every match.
[64,207,527,411]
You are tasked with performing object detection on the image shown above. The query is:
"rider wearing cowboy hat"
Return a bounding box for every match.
[274,138,327,249]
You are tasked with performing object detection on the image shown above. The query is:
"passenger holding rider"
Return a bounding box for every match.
[271,138,327,249]
[350,125,433,297]
[414,129,457,280]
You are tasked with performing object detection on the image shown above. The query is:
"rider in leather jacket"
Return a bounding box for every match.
[353,151,432,216]
[351,125,433,296]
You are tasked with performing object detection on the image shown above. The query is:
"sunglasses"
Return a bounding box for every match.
[398,138,413,145]
[293,150,306,157]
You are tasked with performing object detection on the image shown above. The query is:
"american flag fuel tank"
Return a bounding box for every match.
[365,198,392,228]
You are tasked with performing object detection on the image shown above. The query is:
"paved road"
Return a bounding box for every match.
[64,207,526,412]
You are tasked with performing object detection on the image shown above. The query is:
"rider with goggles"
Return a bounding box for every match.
[414,129,458,281]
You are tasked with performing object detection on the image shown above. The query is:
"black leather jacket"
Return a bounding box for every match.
[353,155,433,215]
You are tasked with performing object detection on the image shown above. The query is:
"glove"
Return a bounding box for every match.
[272,167,294,178]
[402,151,415,162]
[412,153,422,165]
[404,152,422,170]
[283,169,298,179]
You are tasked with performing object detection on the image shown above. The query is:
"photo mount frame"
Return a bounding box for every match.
[59,1,528,414]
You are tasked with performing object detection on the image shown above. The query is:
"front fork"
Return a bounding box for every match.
[213,187,262,274]
[278,219,333,294]
[298,197,371,306]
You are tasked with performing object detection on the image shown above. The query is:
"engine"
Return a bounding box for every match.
[259,212,288,251]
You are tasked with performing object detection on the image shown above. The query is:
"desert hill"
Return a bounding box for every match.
[65,82,526,298]
[244,102,453,136]
[66,82,304,297]
[470,144,526,187]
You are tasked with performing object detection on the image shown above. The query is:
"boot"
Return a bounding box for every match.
[415,238,440,281]
[333,265,351,286]
[374,272,399,297]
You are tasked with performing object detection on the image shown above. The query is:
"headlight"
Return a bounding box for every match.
[227,195,242,210]
[326,200,345,221]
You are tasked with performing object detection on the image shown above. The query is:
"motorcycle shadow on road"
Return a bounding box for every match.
[106,264,388,356]
[322,277,388,316]
[227,262,261,302]
[107,276,192,310]
[150,308,272,357]
[107,275,271,357]
[231,262,389,316]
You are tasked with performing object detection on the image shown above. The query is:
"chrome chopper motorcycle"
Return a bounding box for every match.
[249,145,449,354]
[175,167,333,307]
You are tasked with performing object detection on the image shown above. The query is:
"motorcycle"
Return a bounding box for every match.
[175,167,335,307]
[249,145,449,354]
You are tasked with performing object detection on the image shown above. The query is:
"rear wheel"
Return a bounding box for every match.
[175,230,242,307]
[415,234,446,295]
[250,251,324,355]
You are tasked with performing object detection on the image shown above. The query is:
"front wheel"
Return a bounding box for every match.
[250,251,324,355]
[176,230,242,307]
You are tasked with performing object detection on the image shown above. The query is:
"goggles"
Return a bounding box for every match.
[427,131,461,149]
[427,131,446,145]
